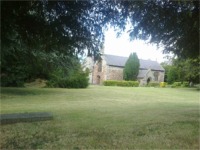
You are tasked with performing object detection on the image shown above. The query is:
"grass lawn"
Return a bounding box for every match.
[0,86,199,149]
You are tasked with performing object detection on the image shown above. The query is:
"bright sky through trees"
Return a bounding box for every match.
[104,27,170,63]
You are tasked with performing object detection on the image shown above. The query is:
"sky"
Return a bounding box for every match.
[104,27,170,63]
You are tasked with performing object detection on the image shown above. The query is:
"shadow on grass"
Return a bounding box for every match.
[0,112,53,125]
[1,88,54,96]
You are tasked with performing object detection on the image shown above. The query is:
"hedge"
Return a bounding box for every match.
[170,81,190,88]
[147,82,160,87]
[103,80,139,87]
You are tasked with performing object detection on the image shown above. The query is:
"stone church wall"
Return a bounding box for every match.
[157,71,165,82]
[92,59,107,84]
[92,60,124,84]
[106,66,123,80]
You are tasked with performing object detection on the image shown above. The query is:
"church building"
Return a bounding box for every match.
[85,54,165,86]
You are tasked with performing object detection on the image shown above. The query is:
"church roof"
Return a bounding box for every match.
[137,70,148,78]
[104,54,165,71]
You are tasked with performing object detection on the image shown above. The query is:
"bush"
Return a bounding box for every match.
[182,81,189,87]
[103,80,139,87]
[170,82,182,88]
[1,65,28,87]
[46,68,89,88]
[147,82,160,87]
[160,82,167,87]
[172,82,182,87]
[1,75,25,87]
[194,84,200,90]
[170,84,176,88]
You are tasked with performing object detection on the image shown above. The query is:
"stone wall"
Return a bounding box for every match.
[151,70,165,82]
[83,57,94,84]
[106,66,123,80]
[92,59,107,84]
[158,71,165,82]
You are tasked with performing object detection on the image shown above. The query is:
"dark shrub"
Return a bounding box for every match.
[46,66,89,88]
[1,65,28,87]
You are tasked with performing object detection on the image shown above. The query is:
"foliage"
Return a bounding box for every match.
[171,82,182,88]
[173,82,182,86]
[178,58,200,83]
[160,62,171,82]
[182,81,189,87]
[1,1,104,87]
[103,80,139,87]
[1,1,105,58]
[118,1,199,59]
[103,80,117,86]
[46,59,89,88]
[160,82,166,88]
[147,82,160,87]
[1,1,199,87]
[1,65,28,87]
[162,57,200,84]
[194,84,200,91]
[123,53,139,81]
[167,66,180,84]
[46,72,89,88]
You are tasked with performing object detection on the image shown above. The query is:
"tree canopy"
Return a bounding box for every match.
[2,1,198,59]
[1,1,106,86]
[1,0,199,86]
[161,57,200,84]
[118,0,199,58]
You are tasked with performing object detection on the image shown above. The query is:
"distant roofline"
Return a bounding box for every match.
[104,54,158,62]
[108,65,165,71]
[108,65,124,68]
[103,54,165,71]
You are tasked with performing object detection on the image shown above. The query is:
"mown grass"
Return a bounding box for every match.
[0,86,199,149]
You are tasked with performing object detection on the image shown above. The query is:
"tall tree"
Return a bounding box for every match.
[1,1,106,86]
[123,53,140,81]
[162,57,200,84]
